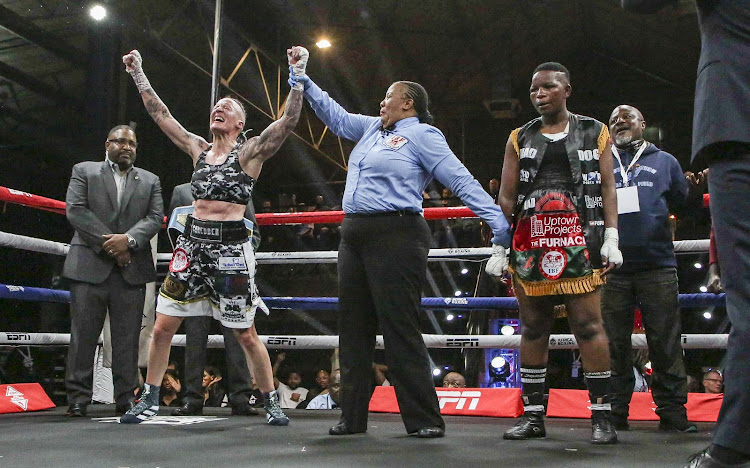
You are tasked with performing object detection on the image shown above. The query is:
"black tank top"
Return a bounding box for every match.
[531,138,574,192]
[191,145,255,205]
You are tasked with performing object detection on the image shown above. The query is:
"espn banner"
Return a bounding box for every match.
[0,383,55,414]
[368,386,523,417]
[547,389,722,422]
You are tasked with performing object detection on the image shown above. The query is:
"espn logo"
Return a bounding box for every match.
[266,336,297,346]
[436,390,481,410]
[446,338,479,347]
[4,333,30,341]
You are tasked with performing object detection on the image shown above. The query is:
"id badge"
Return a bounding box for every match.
[616,186,640,214]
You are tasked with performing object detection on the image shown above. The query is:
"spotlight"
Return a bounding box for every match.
[454,290,462,297]
[461,268,469,275]
[500,325,515,336]
[703,311,712,320]
[489,356,510,380]
[446,313,455,321]
[694,262,703,269]
[432,367,441,376]
[700,286,708,293]
[316,39,332,48]
[89,4,107,20]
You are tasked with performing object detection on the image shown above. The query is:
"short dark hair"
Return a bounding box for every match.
[533,62,571,83]
[108,124,134,137]
[397,81,434,125]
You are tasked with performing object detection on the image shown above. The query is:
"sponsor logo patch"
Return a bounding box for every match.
[169,248,189,272]
[162,276,187,300]
[436,390,482,410]
[539,249,567,280]
[218,256,247,271]
[5,385,29,411]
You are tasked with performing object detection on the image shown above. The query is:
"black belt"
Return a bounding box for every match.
[345,210,420,219]
[185,216,248,243]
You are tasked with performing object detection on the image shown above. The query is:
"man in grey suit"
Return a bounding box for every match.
[167,182,261,416]
[63,124,163,417]
[622,2,750,466]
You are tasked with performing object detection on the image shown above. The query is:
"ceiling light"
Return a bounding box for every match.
[461,268,469,275]
[454,290,462,297]
[446,314,455,321]
[316,39,331,49]
[89,5,107,21]
[500,325,515,336]
[700,286,708,293]
[432,367,441,376]
[694,262,703,269]
[703,311,712,320]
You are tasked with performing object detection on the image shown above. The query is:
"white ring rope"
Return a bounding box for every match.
[0,332,728,349]
[0,230,710,264]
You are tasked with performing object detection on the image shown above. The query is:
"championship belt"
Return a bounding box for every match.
[167,205,254,249]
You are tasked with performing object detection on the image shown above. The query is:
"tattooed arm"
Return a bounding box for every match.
[238,87,303,178]
[123,50,208,163]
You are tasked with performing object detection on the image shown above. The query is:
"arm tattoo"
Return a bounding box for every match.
[253,88,303,160]
[144,89,171,125]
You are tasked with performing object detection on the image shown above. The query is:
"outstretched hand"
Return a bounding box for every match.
[122,49,151,92]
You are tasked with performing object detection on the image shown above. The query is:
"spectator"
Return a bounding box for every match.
[442,372,467,388]
[272,353,309,408]
[702,370,723,395]
[601,104,695,433]
[307,370,341,410]
[160,369,182,407]
[202,366,226,407]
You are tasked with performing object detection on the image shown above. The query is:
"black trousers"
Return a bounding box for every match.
[181,316,252,407]
[601,267,688,422]
[337,214,444,433]
[66,269,145,406]
[708,150,750,455]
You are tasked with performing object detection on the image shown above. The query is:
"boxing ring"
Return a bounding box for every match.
[0,185,721,467]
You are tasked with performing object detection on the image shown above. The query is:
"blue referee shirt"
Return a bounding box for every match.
[304,79,510,246]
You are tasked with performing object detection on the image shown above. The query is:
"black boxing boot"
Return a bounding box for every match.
[503,392,546,440]
[590,395,618,445]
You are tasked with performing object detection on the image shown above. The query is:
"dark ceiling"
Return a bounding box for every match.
[1,0,702,207]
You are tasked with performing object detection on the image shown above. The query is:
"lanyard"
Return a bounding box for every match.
[611,142,648,187]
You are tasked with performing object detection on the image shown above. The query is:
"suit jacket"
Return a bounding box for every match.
[169,182,261,250]
[63,160,164,285]
[622,0,750,161]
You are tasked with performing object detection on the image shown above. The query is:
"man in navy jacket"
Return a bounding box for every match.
[601,105,695,432]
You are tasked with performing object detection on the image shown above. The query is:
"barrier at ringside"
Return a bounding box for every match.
[369,386,523,417]
[546,389,722,422]
[0,383,55,414]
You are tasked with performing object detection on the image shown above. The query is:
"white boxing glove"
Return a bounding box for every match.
[287,46,309,89]
[600,227,623,268]
[485,243,508,277]
[122,50,151,92]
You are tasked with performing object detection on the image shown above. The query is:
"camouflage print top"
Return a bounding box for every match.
[191,145,255,205]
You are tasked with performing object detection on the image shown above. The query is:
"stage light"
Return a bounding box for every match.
[461,268,469,275]
[316,39,332,48]
[500,325,515,336]
[700,286,708,293]
[432,367,441,376]
[703,311,712,320]
[446,313,455,321]
[454,290,462,297]
[489,356,510,380]
[694,262,703,269]
[89,5,106,20]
